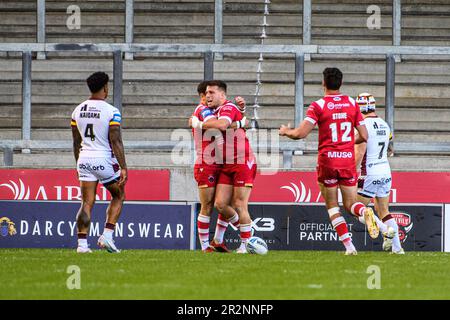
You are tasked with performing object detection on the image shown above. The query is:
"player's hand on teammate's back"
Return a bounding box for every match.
[279,123,291,136]
[118,168,128,186]
[190,116,202,129]
[235,96,246,113]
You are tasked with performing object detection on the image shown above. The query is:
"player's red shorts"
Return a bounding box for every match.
[194,164,222,189]
[217,162,257,187]
[316,164,357,188]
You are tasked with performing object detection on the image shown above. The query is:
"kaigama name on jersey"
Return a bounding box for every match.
[327,151,353,158]
[79,112,100,119]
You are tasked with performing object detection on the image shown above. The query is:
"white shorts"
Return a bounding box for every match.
[358,175,392,199]
[77,156,120,186]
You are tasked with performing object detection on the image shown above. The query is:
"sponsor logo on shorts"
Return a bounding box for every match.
[368,161,388,168]
[208,175,215,183]
[324,179,338,185]
[390,212,413,243]
[371,177,392,185]
[78,164,105,171]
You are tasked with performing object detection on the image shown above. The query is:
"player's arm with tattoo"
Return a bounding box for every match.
[109,125,128,186]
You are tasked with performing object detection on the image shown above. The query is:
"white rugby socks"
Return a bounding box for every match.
[384,216,402,252]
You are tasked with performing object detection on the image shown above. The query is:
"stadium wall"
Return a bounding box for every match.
[0,201,445,252]
[1,169,450,203]
[1,169,449,252]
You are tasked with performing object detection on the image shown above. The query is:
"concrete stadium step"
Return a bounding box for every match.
[1,1,450,135]
[1,104,449,130]
[1,85,447,103]
[2,58,450,83]
[2,128,450,144]
[1,1,450,44]
[0,103,448,130]
[1,95,449,108]
[0,128,181,141]
[1,104,447,123]
[1,0,448,12]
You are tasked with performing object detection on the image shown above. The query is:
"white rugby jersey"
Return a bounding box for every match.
[361,116,391,176]
[71,99,121,157]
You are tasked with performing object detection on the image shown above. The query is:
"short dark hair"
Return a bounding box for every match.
[206,80,227,93]
[197,81,209,95]
[323,68,343,90]
[86,72,109,94]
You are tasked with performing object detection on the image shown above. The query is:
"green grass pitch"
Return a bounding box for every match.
[1,249,450,300]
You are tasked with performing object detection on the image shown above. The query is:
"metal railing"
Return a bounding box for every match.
[2,0,450,168]
[1,43,450,168]
[28,0,407,127]
[33,0,404,58]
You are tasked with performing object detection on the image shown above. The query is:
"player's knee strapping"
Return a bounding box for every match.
[327,207,340,218]
[350,202,365,217]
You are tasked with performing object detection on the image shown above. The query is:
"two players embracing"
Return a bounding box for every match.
[190,80,256,253]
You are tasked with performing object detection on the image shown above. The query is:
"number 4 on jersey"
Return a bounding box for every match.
[84,124,96,141]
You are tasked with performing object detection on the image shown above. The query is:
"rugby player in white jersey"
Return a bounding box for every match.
[71,72,127,253]
[354,93,404,254]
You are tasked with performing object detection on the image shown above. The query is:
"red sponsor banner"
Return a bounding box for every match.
[1,169,448,203]
[251,171,450,203]
[0,169,170,201]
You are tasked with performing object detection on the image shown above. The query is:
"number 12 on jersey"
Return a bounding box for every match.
[329,122,352,143]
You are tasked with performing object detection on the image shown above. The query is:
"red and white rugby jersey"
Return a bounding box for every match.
[216,100,255,164]
[305,94,365,169]
[192,104,220,165]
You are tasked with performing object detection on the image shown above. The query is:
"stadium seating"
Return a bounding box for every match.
[1,0,449,170]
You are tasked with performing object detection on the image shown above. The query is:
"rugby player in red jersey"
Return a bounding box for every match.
[192,80,256,253]
[190,81,247,252]
[279,68,379,255]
